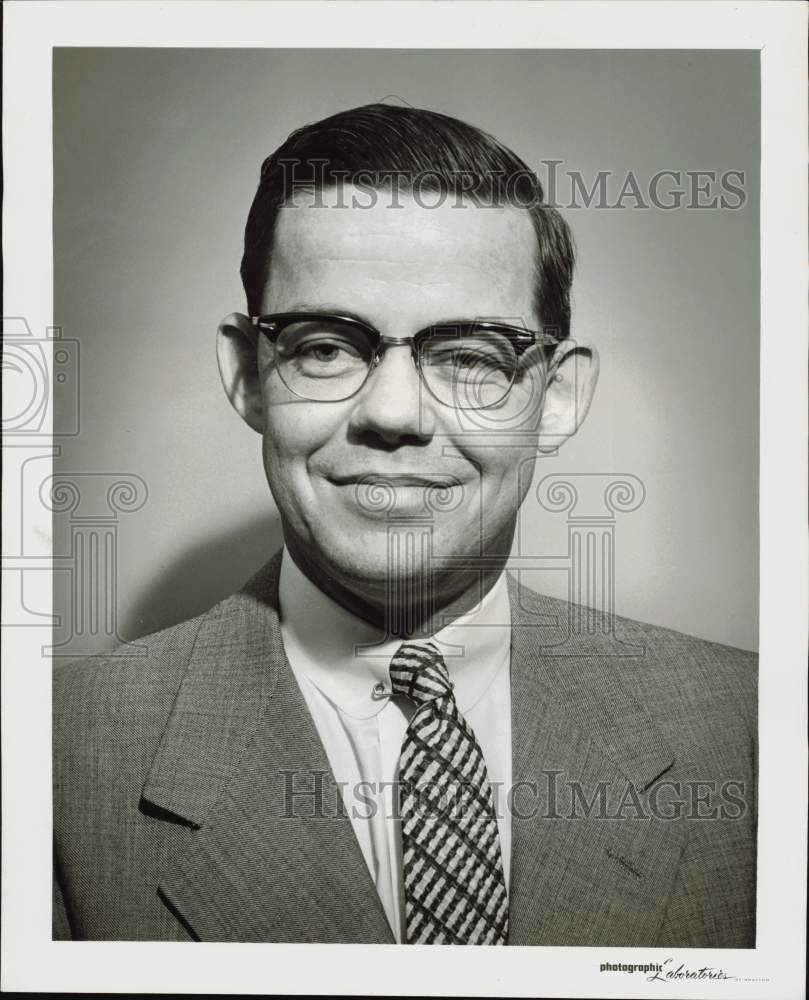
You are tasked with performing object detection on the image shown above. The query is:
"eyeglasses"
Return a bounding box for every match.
[250,312,561,409]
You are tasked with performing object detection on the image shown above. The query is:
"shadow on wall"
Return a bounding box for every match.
[121,513,284,642]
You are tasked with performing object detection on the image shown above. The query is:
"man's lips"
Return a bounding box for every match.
[326,473,464,488]
[319,471,470,517]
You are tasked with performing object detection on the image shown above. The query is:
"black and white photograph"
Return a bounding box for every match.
[2,2,806,997]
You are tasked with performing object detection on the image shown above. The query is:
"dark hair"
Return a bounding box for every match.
[240,103,574,339]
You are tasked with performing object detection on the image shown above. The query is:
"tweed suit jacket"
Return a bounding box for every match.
[53,552,757,945]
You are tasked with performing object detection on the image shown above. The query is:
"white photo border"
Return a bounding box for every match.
[2,2,806,997]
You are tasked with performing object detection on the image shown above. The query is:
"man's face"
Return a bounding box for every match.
[253,186,546,599]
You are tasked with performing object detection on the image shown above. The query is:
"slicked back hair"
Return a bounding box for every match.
[241,103,574,339]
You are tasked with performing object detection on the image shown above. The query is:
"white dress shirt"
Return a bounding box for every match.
[278,548,513,942]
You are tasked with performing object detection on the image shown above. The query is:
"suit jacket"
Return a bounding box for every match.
[53,552,757,945]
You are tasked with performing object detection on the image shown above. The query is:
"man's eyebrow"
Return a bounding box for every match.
[271,303,512,330]
[276,303,376,326]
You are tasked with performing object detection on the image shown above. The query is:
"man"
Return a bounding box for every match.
[53,103,757,945]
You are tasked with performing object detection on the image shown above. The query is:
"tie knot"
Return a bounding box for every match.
[389,641,453,705]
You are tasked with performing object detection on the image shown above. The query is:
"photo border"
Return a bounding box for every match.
[3,2,806,997]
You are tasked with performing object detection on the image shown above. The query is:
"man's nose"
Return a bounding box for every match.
[347,344,436,444]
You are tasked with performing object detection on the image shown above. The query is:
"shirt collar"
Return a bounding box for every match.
[278,547,512,720]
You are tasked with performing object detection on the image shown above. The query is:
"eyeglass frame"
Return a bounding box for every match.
[249,311,562,409]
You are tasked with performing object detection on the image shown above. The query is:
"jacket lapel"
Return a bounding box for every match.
[507,576,686,946]
[141,554,394,943]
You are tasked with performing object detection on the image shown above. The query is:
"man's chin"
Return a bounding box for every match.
[299,530,461,597]
[313,539,429,587]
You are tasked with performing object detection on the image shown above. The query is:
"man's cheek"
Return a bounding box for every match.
[263,412,310,460]
[471,458,527,531]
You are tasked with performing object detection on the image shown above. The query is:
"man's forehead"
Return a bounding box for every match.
[272,185,537,274]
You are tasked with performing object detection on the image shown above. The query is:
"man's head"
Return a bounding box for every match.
[218,103,598,620]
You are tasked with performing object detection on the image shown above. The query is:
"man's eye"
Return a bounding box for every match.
[280,335,370,380]
[426,341,515,375]
[297,339,360,362]
[452,349,504,370]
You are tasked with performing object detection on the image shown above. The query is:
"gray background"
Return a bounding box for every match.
[53,48,759,654]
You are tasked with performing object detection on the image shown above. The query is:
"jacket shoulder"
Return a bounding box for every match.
[53,613,205,723]
[508,573,758,736]
[53,554,284,753]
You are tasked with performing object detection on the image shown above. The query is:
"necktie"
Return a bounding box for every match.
[389,640,509,945]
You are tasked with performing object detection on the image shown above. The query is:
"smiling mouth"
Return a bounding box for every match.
[329,473,462,488]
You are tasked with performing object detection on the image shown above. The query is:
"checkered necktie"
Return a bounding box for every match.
[390,640,509,945]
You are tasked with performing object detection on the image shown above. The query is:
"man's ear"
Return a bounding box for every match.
[537,340,599,452]
[216,313,264,433]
